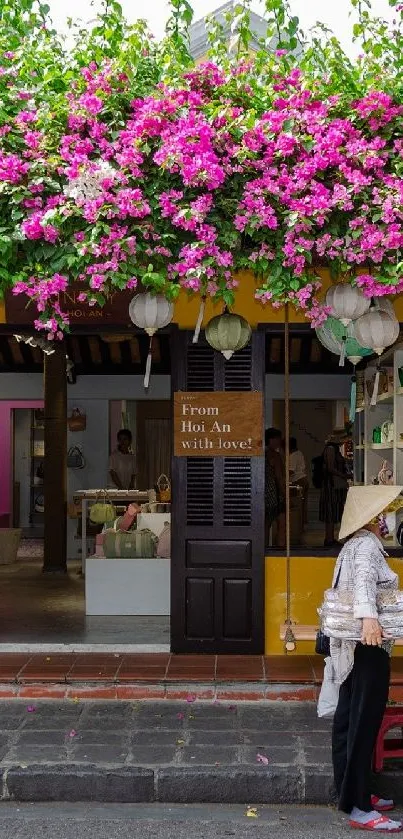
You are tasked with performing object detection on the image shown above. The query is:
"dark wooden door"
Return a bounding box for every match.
[171,329,265,654]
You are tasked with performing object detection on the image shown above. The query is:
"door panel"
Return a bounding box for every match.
[171,329,265,654]
[136,401,171,490]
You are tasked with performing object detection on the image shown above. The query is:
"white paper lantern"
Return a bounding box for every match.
[353,309,400,356]
[325,284,371,326]
[129,293,174,387]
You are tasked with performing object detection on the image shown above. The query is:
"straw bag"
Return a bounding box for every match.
[157,474,171,503]
[68,409,86,432]
[89,491,116,524]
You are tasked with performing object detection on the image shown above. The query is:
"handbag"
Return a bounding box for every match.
[381,421,394,444]
[317,657,340,718]
[319,587,403,641]
[157,522,171,558]
[315,563,342,656]
[68,409,86,432]
[89,491,116,524]
[67,499,81,519]
[156,474,171,503]
[67,446,85,469]
[103,527,157,559]
[34,495,44,513]
[33,440,45,457]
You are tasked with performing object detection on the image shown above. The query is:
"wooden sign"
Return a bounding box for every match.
[5,286,135,327]
[174,391,263,457]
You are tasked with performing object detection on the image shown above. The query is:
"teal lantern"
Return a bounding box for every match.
[317,317,373,421]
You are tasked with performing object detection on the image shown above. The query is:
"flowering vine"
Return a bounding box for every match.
[0,0,403,336]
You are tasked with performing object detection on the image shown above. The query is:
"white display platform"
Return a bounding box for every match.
[85,557,171,616]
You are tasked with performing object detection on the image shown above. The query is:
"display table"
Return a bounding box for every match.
[85,557,171,616]
[74,489,149,569]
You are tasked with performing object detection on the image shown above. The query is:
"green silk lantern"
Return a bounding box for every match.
[205,311,252,359]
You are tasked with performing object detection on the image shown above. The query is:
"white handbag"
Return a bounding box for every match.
[317,657,340,718]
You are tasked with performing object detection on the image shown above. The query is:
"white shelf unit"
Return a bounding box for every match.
[354,345,403,547]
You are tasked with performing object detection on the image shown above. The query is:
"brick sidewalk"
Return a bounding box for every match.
[0,654,402,702]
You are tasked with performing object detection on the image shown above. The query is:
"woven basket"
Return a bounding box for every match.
[0,529,21,565]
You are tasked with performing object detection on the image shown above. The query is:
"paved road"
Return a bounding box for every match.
[0,803,388,839]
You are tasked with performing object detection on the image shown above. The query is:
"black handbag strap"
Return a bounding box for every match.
[334,560,342,590]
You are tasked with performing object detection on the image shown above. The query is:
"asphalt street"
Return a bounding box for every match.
[0,803,389,839]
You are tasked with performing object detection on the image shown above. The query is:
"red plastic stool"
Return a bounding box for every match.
[374,707,403,773]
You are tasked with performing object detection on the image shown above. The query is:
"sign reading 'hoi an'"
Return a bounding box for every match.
[174,391,263,457]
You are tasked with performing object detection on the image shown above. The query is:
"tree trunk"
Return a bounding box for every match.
[43,349,67,573]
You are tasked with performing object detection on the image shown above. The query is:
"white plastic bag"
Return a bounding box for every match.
[317,656,340,718]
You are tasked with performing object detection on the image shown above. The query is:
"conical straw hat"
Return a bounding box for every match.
[339,485,403,541]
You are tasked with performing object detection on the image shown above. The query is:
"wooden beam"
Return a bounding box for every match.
[43,349,67,573]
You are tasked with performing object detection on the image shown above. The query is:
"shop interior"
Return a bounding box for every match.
[0,327,366,647]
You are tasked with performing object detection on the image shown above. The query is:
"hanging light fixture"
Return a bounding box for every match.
[353,308,399,356]
[205,310,252,359]
[129,293,174,388]
[316,317,372,420]
[354,308,400,405]
[316,317,372,367]
[325,283,371,326]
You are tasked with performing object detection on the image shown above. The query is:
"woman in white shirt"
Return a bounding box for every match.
[109,429,136,490]
[329,485,403,832]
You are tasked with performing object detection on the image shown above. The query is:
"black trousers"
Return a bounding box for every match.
[332,643,390,814]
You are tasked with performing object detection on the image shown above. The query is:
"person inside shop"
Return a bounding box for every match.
[289,437,309,528]
[265,427,286,549]
[109,429,136,490]
[319,430,349,548]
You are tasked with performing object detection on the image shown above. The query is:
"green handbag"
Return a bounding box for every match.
[89,491,117,525]
[103,528,157,559]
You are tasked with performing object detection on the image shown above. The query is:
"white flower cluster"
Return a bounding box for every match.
[64,161,116,202]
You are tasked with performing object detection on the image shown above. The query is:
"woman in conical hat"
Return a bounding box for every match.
[328,485,403,831]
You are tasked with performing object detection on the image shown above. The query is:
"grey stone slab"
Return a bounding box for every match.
[180,747,239,765]
[157,766,304,804]
[132,731,179,747]
[302,747,332,766]
[71,746,129,764]
[187,717,237,730]
[79,708,132,730]
[242,732,298,748]
[14,731,66,746]
[304,768,336,805]
[241,747,298,766]
[6,765,154,802]
[72,731,127,746]
[22,709,82,730]
[6,746,68,763]
[130,746,177,765]
[187,730,242,746]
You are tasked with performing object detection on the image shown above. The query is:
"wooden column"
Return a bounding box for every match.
[43,348,67,573]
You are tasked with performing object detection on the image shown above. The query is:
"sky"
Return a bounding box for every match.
[47,0,396,56]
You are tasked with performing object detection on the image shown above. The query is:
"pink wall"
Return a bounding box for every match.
[0,401,43,524]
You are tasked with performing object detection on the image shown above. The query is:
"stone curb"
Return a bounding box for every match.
[0,762,388,805]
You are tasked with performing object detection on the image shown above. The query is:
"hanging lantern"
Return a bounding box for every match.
[205,311,252,360]
[129,293,174,388]
[353,309,400,356]
[373,297,396,319]
[325,283,371,326]
[317,317,372,420]
[316,317,372,367]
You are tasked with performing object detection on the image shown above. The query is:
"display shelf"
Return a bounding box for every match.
[354,344,403,489]
[368,443,393,450]
[376,392,394,404]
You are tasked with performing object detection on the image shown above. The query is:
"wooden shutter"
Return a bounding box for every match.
[171,329,265,653]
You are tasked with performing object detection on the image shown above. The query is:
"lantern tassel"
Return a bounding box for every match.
[349,375,357,423]
[192,298,205,344]
[339,337,346,367]
[144,336,153,389]
[371,368,380,406]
